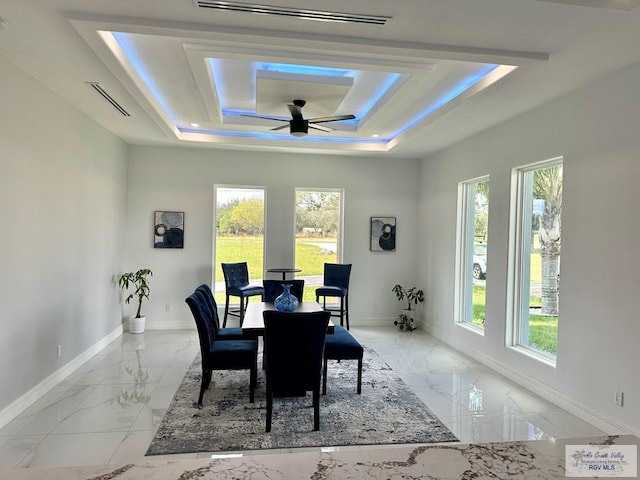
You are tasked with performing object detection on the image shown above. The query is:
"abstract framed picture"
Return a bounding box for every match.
[371,216,396,252]
[154,211,184,249]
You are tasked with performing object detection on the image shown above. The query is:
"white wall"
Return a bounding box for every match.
[0,54,128,412]
[418,62,640,434]
[125,146,420,328]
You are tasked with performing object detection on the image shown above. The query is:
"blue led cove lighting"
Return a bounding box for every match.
[179,127,387,144]
[114,35,500,146]
[255,62,353,77]
[394,64,499,137]
[112,32,176,121]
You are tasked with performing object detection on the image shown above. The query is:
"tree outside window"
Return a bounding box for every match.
[512,160,562,359]
[294,189,343,301]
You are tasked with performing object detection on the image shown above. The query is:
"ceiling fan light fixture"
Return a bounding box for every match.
[291,130,307,137]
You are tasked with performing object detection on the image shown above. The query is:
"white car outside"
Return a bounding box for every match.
[473,243,487,279]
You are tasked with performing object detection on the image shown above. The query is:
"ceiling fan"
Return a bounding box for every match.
[242,99,355,137]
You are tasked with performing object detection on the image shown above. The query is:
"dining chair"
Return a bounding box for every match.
[194,284,245,341]
[262,279,305,304]
[315,263,352,329]
[185,294,257,405]
[262,310,331,432]
[221,262,264,327]
[323,325,364,395]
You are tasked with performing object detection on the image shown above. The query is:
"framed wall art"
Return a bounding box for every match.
[154,211,184,249]
[370,216,396,252]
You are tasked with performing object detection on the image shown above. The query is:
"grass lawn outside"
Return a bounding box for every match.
[214,235,337,303]
[472,283,557,356]
[213,236,557,353]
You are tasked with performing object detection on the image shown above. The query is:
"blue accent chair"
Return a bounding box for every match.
[262,279,305,304]
[221,262,264,327]
[185,294,257,406]
[194,284,245,341]
[315,263,352,330]
[263,310,331,432]
[323,325,364,395]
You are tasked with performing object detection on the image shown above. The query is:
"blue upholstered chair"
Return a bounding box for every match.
[262,279,305,304]
[185,294,257,405]
[221,262,264,327]
[315,263,352,330]
[194,284,245,341]
[323,325,364,395]
[263,310,331,432]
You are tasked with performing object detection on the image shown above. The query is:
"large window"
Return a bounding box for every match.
[510,159,562,360]
[213,186,265,304]
[294,189,343,301]
[456,177,489,330]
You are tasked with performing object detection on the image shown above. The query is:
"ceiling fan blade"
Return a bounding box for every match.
[309,124,334,132]
[270,123,291,131]
[241,113,288,123]
[308,114,356,124]
[288,104,304,121]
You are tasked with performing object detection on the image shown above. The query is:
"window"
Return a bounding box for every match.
[213,186,265,304]
[456,177,489,330]
[510,159,562,360]
[294,189,343,301]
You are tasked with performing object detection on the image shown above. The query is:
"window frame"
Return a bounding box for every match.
[454,175,489,333]
[212,184,266,297]
[507,157,562,365]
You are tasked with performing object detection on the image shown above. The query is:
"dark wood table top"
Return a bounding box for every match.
[242,302,334,334]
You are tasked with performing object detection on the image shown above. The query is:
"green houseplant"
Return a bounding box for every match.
[392,284,424,331]
[118,268,152,333]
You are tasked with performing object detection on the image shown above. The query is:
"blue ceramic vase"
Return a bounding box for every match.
[274,284,299,312]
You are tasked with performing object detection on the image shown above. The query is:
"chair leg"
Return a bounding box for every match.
[322,357,328,395]
[265,390,273,433]
[345,295,349,330]
[249,366,256,403]
[339,296,344,327]
[198,369,211,405]
[313,388,320,431]
[223,295,230,327]
[357,356,362,394]
[203,369,212,390]
[239,296,247,326]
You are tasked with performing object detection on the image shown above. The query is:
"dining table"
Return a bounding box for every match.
[242,301,334,336]
[266,267,302,280]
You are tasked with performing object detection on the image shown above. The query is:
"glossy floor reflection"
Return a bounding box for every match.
[0,327,606,468]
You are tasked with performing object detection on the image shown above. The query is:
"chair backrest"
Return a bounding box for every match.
[195,284,220,330]
[263,310,330,394]
[185,294,217,358]
[263,279,305,303]
[221,262,250,289]
[323,263,352,290]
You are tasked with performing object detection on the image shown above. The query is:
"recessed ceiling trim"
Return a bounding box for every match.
[194,1,391,25]
[85,82,131,116]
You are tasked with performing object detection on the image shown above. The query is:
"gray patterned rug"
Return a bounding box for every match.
[146,345,458,456]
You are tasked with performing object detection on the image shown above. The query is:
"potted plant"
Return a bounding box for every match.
[118,268,152,333]
[392,284,424,331]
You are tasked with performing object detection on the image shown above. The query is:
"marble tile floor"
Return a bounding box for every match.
[0,326,607,469]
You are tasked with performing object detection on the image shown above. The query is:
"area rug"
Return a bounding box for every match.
[146,345,458,456]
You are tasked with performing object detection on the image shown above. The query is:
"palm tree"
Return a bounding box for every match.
[534,165,562,315]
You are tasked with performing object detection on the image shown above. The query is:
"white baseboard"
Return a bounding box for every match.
[423,321,639,437]
[0,325,123,430]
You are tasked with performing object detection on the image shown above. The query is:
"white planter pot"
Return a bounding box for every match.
[129,316,146,334]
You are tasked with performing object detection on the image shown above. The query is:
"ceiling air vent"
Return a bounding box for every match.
[194,1,391,25]
[86,82,131,117]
